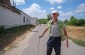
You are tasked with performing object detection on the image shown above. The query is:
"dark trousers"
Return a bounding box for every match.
[47,37,61,55]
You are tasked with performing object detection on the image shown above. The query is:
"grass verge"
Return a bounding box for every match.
[69,37,85,47]
[61,36,85,47]
[0,24,35,51]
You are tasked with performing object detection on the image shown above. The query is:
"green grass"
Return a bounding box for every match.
[61,36,85,47]
[69,37,85,47]
[0,24,35,51]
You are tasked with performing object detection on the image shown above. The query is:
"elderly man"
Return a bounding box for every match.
[39,10,69,55]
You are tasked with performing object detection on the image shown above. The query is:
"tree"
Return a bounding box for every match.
[66,16,85,26]
[37,19,48,24]
[67,16,77,25]
[64,19,68,24]
[70,16,75,21]
[47,14,51,21]
[76,19,85,26]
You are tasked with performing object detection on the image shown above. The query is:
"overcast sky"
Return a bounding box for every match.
[11,0,85,20]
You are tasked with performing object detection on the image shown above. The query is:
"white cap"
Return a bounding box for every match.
[51,10,59,14]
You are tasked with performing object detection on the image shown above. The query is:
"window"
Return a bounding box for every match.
[23,16,25,22]
[27,18,28,22]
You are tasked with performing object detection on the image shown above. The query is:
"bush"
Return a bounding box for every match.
[0,26,6,33]
[37,19,48,24]
[64,16,85,26]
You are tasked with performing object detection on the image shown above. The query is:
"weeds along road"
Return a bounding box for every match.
[2,25,85,55]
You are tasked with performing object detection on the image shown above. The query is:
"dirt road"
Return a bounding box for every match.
[2,25,85,55]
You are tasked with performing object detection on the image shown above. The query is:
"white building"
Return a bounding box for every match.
[0,0,37,28]
[30,17,37,25]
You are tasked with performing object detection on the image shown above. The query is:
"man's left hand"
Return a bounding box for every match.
[65,39,69,48]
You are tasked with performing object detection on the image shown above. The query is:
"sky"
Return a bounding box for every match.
[10,0,85,20]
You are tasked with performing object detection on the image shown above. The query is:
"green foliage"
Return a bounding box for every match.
[0,26,6,33]
[37,14,52,24]
[47,14,51,21]
[37,19,48,24]
[0,24,35,39]
[0,24,35,51]
[69,37,85,47]
[64,16,85,26]
[64,19,68,24]
[76,19,85,26]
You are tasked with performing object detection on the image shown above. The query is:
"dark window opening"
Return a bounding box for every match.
[27,18,28,22]
[23,16,25,22]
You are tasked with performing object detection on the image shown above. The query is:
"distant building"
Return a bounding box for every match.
[30,17,37,25]
[0,0,37,28]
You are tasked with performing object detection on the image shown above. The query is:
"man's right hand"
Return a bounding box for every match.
[39,27,48,38]
[39,35,43,38]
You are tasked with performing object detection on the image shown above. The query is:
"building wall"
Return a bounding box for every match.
[30,17,37,25]
[0,5,30,28]
[0,5,37,28]
[20,11,31,25]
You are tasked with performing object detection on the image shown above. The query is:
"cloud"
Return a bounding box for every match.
[50,7,55,10]
[10,0,25,5]
[59,3,85,20]
[59,11,74,20]
[46,0,65,4]
[60,11,73,16]
[23,3,47,19]
[75,3,85,13]
[57,6,62,9]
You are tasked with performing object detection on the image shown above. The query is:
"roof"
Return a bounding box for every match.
[0,3,21,14]
[18,9,31,18]
[0,3,33,18]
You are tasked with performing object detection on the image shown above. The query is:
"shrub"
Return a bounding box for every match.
[0,26,6,33]
[64,16,85,26]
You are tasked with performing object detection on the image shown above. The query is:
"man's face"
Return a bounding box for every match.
[52,13,59,18]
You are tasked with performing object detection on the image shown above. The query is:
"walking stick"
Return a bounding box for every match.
[37,37,40,55]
